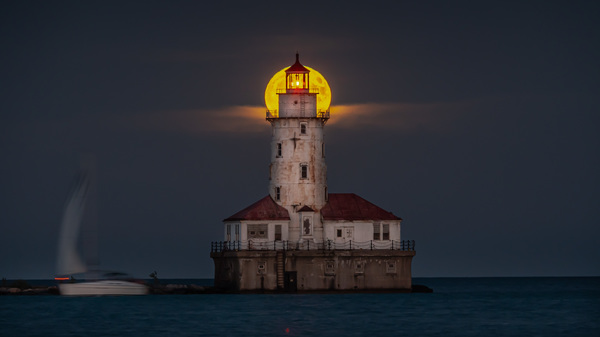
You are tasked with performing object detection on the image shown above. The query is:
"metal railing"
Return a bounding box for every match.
[266,109,330,119]
[276,88,320,94]
[317,110,330,119]
[266,110,278,119]
[211,239,415,253]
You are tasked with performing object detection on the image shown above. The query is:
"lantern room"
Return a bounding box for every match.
[286,53,310,93]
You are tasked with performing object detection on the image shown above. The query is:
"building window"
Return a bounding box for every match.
[336,229,342,238]
[276,143,282,157]
[226,224,231,241]
[373,223,390,241]
[275,186,281,201]
[248,224,268,239]
[300,164,308,179]
[300,123,307,134]
[275,225,282,241]
[383,224,390,240]
[234,224,239,241]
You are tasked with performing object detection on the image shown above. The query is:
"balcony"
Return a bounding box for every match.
[266,109,330,120]
[317,110,330,119]
[266,109,278,119]
[276,88,320,94]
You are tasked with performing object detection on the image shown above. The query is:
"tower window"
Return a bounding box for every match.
[300,123,307,135]
[275,186,281,201]
[276,143,282,157]
[300,164,308,179]
[302,216,312,236]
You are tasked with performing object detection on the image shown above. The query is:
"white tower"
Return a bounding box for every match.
[267,53,329,243]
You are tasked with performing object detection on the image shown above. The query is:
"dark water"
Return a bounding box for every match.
[1,277,598,337]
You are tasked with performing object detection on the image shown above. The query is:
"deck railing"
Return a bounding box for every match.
[211,239,415,253]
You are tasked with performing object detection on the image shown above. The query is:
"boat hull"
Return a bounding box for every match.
[58,280,148,296]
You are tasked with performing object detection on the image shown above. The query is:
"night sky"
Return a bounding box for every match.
[1,1,598,279]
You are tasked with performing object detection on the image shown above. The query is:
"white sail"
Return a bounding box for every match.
[56,173,89,275]
[55,162,148,296]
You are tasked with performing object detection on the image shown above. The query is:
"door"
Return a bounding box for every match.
[284,271,297,292]
[335,227,354,244]
[344,227,354,240]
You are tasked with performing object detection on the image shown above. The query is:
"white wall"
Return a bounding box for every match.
[323,220,402,243]
[224,220,290,242]
[278,94,317,118]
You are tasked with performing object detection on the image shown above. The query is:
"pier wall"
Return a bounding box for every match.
[211,250,415,292]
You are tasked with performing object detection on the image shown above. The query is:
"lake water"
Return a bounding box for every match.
[1,277,598,336]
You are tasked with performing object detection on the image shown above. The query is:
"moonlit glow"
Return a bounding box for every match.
[265,66,332,113]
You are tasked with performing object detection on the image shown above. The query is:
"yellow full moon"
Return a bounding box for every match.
[264,66,331,113]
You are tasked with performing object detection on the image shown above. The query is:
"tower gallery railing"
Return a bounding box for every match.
[266,110,330,119]
[210,239,415,253]
[275,88,320,94]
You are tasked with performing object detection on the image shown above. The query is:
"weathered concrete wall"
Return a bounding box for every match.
[269,118,327,210]
[212,250,279,291]
[211,250,415,292]
[268,114,328,243]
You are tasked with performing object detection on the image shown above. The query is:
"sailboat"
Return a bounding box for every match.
[55,163,148,296]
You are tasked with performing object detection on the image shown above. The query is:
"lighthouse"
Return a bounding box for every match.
[211,54,416,292]
[268,53,328,243]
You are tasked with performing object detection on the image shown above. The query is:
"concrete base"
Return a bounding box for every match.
[211,249,415,292]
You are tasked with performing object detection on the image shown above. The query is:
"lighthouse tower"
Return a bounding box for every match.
[267,53,329,243]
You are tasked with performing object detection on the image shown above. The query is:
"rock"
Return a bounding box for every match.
[411,284,433,293]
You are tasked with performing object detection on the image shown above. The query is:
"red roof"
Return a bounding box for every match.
[286,53,309,73]
[223,193,400,222]
[223,195,290,221]
[321,193,402,221]
[297,205,315,212]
